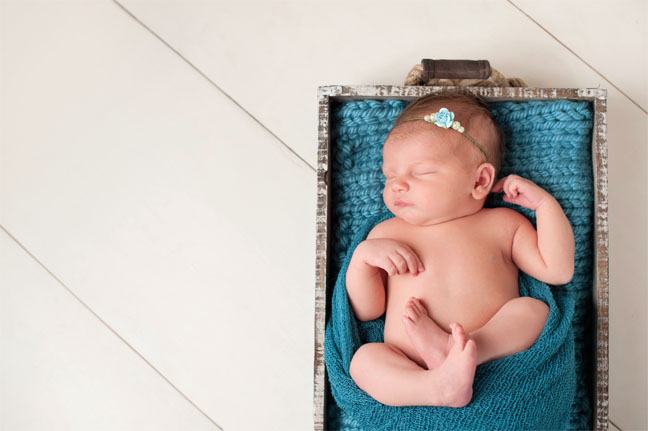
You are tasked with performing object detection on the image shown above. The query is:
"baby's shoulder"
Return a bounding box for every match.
[482,207,528,231]
[366,218,397,239]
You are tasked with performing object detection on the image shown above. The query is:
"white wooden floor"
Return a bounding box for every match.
[1,1,646,430]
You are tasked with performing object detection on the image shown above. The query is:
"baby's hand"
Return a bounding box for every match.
[491,174,553,211]
[357,239,425,277]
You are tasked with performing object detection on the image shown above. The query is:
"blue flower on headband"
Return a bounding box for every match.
[433,107,454,128]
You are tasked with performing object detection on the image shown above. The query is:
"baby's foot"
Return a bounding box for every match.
[401,297,454,369]
[432,322,478,408]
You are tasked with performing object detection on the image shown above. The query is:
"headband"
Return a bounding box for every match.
[398,107,488,163]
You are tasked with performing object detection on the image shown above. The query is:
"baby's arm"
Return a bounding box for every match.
[346,230,424,321]
[493,175,575,285]
[346,242,387,322]
[512,196,575,284]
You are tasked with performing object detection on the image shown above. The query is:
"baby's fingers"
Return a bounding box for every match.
[398,247,425,275]
[507,180,521,198]
[395,248,419,275]
[387,254,408,275]
[382,257,399,276]
[492,178,506,193]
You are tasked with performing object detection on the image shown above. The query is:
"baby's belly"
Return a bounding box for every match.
[383,267,519,368]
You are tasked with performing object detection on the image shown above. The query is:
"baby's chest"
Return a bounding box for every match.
[414,232,506,281]
[382,223,520,331]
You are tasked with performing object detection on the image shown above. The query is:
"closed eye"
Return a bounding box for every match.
[414,171,436,175]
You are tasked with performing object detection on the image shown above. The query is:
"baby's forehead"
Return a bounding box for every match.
[383,133,457,161]
[383,144,445,161]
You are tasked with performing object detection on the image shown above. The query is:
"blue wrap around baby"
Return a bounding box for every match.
[325,209,576,430]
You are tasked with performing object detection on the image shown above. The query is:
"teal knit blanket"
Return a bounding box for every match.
[324,99,594,430]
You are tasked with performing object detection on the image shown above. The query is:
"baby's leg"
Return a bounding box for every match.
[349,324,477,407]
[468,296,549,366]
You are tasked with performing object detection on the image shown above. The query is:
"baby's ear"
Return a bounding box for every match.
[471,163,496,200]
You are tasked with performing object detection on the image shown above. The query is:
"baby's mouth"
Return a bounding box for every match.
[394,199,411,207]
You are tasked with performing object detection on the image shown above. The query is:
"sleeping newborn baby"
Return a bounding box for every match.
[347,94,575,408]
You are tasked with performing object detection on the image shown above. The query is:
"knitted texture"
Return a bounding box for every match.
[324,99,594,430]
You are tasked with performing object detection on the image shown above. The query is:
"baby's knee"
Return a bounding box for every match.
[518,297,549,322]
[349,343,379,383]
[513,297,549,344]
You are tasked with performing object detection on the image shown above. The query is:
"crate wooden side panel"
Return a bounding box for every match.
[314,91,331,431]
[592,94,609,431]
[314,85,608,431]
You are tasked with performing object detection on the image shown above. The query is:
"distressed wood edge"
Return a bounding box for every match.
[317,85,607,101]
[313,85,610,431]
[313,91,330,431]
[592,93,609,431]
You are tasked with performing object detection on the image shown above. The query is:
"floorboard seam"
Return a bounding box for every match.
[111,0,316,172]
[0,223,223,430]
[507,0,647,115]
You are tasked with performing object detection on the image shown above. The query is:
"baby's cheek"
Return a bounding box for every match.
[382,188,391,200]
[418,194,433,205]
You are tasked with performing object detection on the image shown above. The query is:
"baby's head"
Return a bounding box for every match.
[382,93,504,226]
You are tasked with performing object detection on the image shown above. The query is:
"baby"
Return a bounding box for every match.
[346,94,575,408]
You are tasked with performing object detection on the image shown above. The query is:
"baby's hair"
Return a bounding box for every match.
[392,93,505,177]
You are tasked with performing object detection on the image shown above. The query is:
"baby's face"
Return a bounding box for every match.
[382,125,481,226]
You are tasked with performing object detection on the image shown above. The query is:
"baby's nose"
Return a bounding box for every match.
[390,179,408,191]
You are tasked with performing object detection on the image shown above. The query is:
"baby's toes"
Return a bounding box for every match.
[450,323,468,350]
[464,339,477,360]
[411,298,428,317]
[407,298,421,314]
[403,304,419,321]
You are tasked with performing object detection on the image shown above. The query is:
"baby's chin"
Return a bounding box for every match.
[388,206,428,226]
[389,205,460,227]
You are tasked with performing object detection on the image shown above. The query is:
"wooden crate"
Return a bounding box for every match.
[313,84,608,430]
